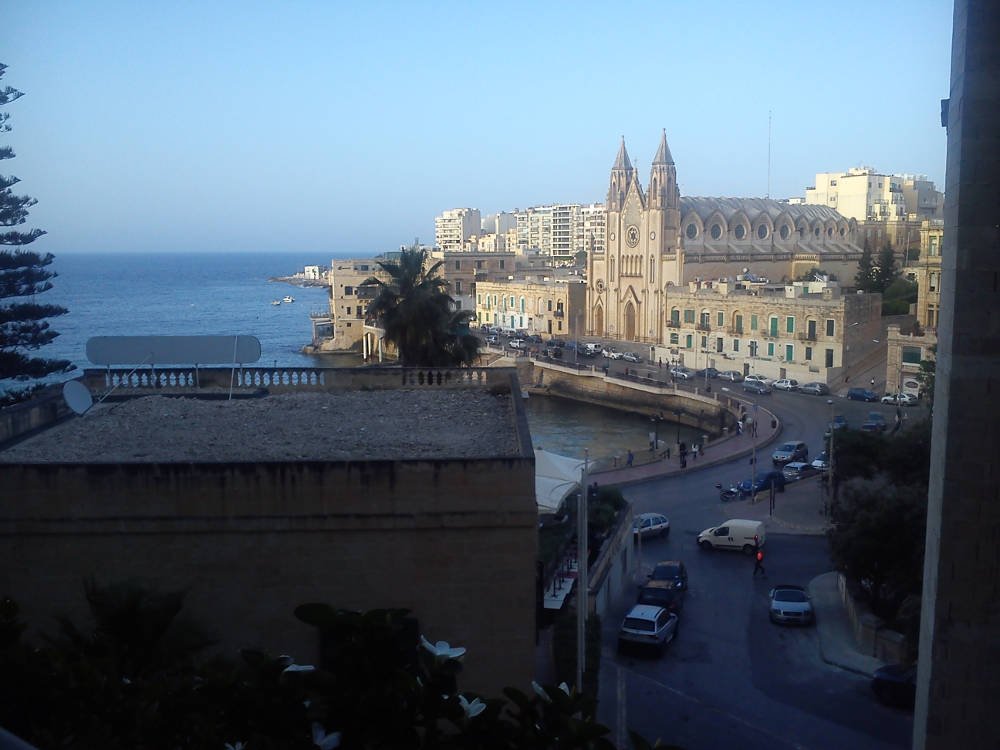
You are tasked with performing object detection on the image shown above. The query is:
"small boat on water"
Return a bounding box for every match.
[283,295,295,303]
[271,299,282,306]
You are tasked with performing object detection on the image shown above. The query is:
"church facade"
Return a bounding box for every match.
[586,133,863,343]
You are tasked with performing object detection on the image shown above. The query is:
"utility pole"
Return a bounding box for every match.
[576,449,589,692]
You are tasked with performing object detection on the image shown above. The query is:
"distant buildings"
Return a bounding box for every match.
[435,208,482,251]
[475,276,587,339]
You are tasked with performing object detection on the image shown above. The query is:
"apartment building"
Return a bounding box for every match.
[435,208,482,251]
[515,203,602,265]
[432,250,517,312]
[475,277,587,339]
[654,278,882,386]
[320,257,386,352]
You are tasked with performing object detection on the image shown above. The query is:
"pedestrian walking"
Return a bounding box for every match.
[753,544,765,577]
[626,449,634,467]
[736,421,743,436]
[870,377,876,388]
[665,446,671,460]
[692,443,699,460]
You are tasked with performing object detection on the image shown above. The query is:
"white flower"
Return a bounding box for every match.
[557,682,571,696]
[458,694,486,718]
[311,723,341,750]
[282,663,316,674]
[532,681,551,703]
[419,635,466,661]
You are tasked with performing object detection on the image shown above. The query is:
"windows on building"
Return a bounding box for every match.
[733,339,741,352]
[685,334,693,349]
[670,333,679,345]
[825,319,835,337]
[825,349,834,368]
[750,314,758,331]
[734,314,743,334]
[767,342,775,357]
[805,346,813,361]
[785,344,794,361]
[670,309,680,325]
[902,346,923,364]
[684,309,695,324]
[786,316,795,334]
[717,311,725,327]
[769,317,778,337]
[716,337,724,352]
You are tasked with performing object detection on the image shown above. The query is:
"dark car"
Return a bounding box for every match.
[695,367,720,379]
[871,664,917,710]
[637,580,686,614]
[743,381,772,395]
[648,560,688,589]
[771,440,808,465]
[847,387,879,402]
[738,470,785,495]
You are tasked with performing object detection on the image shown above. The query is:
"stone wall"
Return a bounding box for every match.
[0,455,538,697]
[837,573,908,665]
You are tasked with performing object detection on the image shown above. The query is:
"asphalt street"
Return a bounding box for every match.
[595,389,916,750]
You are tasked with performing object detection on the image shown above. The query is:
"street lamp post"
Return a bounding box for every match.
[750,399,758,499]
[576,449,589,692]
[826,399,836,515]
[674,408,682,446]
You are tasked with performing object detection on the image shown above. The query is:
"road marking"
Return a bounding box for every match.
[607,646,811,750]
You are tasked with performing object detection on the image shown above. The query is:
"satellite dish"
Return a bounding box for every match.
[62,380,94,416]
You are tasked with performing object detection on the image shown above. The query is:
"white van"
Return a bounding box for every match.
[697,519,765,554]
[584,343,603,356]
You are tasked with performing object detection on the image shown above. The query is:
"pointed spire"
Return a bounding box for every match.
[653,128,674,166]
[613,136,633,171]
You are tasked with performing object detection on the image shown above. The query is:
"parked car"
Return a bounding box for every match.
[743,374,770,385]
[509,338,527,350]
[622,351,642,364]
[863,411,888,432]
[743,381,772,395]
[827,415,849,432]
[847,387,879,402]
[617,604,679,653]
[695,367,720,379]
[772,440,808,465]
[811,451,830,471]
[485,334,500,345]
[632,512,670,539]
[670,366,693,380]
[768,585,815,625]
[781,461,813,482]
[799,382,830,396]
[648,560,688,589]
[737,471,786,497]
[718,370,744,382]
[871,664,917,710]
[882,392,918,406]
[603,347,623,360]
[636,580,686,614]
[771,378,799,391]
[499,327,517,336]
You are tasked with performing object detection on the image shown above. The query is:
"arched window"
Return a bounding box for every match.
[686,223,698,239]
[734,224,746,240]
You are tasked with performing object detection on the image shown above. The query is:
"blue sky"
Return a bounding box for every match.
[5,1,952,256]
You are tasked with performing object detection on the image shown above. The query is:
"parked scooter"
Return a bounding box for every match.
[715,482,743,502]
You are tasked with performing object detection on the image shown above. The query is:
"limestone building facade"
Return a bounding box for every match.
[586,132,864,346]
[475,277,587,339]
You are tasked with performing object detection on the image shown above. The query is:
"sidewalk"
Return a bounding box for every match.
[809,571,885,677]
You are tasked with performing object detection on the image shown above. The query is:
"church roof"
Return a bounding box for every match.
[652,129,674,166]
[680,197,846,223]
[612,137,633,171]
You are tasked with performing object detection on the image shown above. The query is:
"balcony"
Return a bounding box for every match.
[726,326,744,335]
[666,321,681,329]
[797,332,817,342]
[696,323,711,332]
[553,310,565,318]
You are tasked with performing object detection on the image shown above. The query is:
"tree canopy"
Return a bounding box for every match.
[364,244,480,367]
[0,63,72,403]
[854,237,876,292]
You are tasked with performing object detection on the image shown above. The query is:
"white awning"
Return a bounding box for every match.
[535,448,585,514]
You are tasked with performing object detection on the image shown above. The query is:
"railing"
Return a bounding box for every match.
[666,321,681,329]
[696,323,711,332]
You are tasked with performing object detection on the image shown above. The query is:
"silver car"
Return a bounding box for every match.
[769,585,814,625]
[618,604,679,652]
[632,512,670,539]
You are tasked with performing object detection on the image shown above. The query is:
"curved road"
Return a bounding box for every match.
[596,388,915,750]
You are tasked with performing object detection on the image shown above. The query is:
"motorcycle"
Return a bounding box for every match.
[715,482,744,502]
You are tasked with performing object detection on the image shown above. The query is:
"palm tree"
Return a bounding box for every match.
[364,244,480,367]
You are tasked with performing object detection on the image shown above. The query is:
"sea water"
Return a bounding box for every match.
[24,251,682,458]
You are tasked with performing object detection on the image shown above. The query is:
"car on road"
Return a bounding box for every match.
[871,664,917,710]
[632,512,670,539]
[768,585,815,625]
[847,387,879,402]
[811,451,830,471]
[743,380,772,395]
[737,471,786,497]
[648,560,688,589]
[637,580,686,614]
[509,338,527,350]
[499,327,517,336]
[695,367,720,379]
[622,351,642,364]
[697,518,765,553]
[743,374,771,385]
[772,440,808,465]
[485,334,500,345]
[669,366,694,380]
[582,342,603,356]
[799,382,830,395]
[827,414,848,433]
[781,461,813,482]
[603,347,623,360]
[718,370,744,382]
[882,392,918,406]
[772,378,800,391]
[617,604,679,653]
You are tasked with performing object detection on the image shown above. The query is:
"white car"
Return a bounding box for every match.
[881,392,918,406]
[811,451,829,471]
[632,512,670,539]
[508,338,526,350]
[670,366,693,380]
[772,378,799,391]
[618,604,679,653]
[603,347,623,360]
[743,374,773,386]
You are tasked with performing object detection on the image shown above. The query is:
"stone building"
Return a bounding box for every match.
[432,250,518,313]
[316,256,386,353]
[650,277,882,385]
[434,208,482,251]
[0,367,538,698]
[586,131,864,345]
[475,277,587,339]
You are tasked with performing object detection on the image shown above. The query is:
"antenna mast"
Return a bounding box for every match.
[766,110,772,199]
